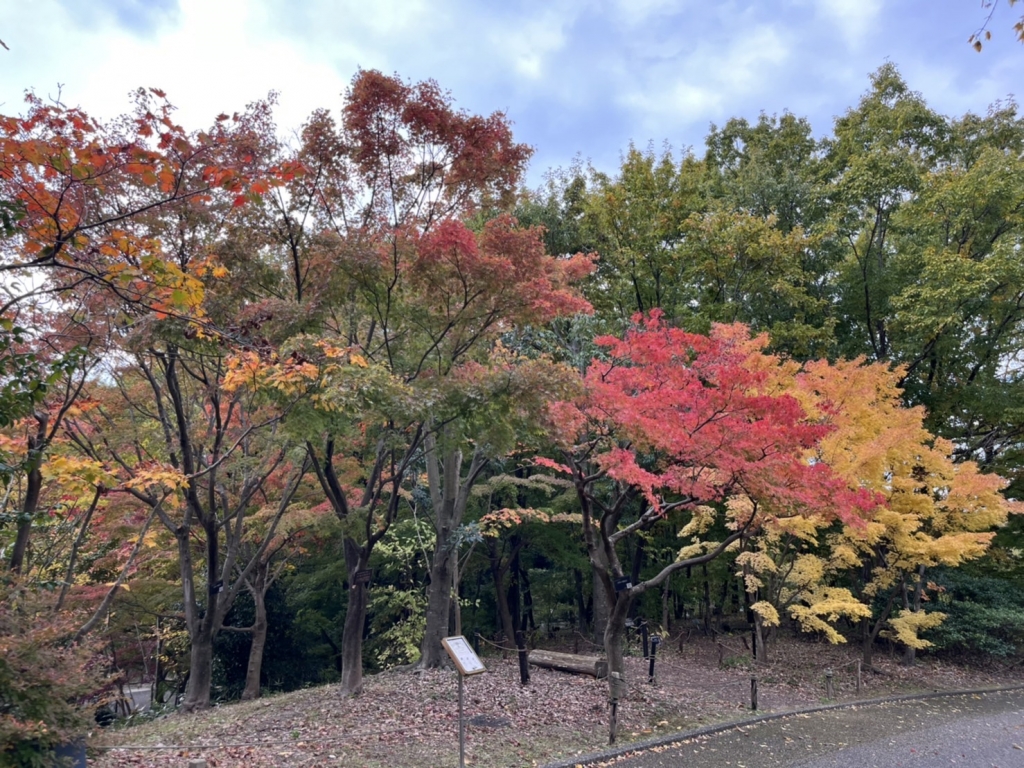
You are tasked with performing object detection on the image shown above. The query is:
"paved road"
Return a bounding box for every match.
[602,690,1024,768]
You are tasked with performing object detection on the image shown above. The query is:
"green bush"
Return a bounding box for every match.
[923,571,1024,659]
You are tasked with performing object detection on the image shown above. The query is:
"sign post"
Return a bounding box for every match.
[441,635,486,768]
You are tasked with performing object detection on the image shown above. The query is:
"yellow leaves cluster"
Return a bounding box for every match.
[41,455,117,502]
[885,609,946,650]
[123,466,189,507]
[750,600,781,628]
[678,505,717,538]
[746,354,1017,649]
[788,587,873,644]
[222,351,267,393]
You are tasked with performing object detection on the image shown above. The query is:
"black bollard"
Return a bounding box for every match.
[648,634,660,684]
[516,630,530,685]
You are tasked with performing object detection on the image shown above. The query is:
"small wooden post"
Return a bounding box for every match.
[825,669,834,699]
[750,674,758,711]
[515,630,530,685]
[856,660,862,694]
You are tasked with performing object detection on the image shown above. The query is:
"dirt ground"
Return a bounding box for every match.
[90,631,1024,768]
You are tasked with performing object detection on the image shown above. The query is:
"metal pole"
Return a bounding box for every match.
[458,673,465,768]
[825,669,834,699]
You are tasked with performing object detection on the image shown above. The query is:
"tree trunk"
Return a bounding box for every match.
[661,573,671,634]
[241,575,268,701]
[419,439,486,667]
[528,650,608,678]
[181,623,215,712]
[575,569,588,633]
[340,537,369,696]
[862,590,896,667]
[901,565,926,666]
[8,414,47,573]
[520,564,535,631]
[753,612,767,663]
[628,537,645,619]
[489,543,516,647]
[592,563,610,643]
[421,543,455,666]
[604,592,632,692]
[701,564,711,633]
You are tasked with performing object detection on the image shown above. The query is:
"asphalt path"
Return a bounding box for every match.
[569,689,1024,768]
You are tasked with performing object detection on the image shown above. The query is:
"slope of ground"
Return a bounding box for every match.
[90,633,1024,767]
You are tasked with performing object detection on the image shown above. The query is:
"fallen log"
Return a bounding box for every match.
[528,649,608,679]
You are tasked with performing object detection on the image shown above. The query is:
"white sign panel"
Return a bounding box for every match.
[441,635,486,676]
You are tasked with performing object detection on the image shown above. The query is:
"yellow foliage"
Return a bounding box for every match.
[886,609,946,650]
[750,601,780,627]
[678,505,717,538]
[677,540,720,561]
[788,587,872,644]
[123,467,189,507]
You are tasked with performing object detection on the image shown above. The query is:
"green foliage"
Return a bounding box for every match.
[366,585,425,669]
[923,570,1024,659]
[365,517,432,670]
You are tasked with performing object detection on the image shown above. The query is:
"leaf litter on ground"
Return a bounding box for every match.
[91,634,1024,768]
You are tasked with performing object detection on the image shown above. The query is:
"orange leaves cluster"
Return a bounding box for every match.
[0,90,300,325]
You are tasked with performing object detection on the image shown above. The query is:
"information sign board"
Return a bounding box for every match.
[441,635,486,676]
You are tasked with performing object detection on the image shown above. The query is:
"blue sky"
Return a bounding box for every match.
[1,0,1019,185]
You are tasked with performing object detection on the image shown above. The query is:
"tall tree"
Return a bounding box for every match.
[254,69,591,691]
[540,314,874,699]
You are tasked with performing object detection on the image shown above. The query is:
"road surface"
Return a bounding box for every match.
[596,689,1024,767]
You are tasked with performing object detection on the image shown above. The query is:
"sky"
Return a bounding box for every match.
[1,0,1020,186]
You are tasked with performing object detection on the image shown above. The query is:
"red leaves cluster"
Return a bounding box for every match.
[552,312,878,526]
[343,70,532,215]
[408,215,594,332]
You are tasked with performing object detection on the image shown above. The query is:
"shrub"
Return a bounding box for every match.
[923,570,1024,660]
[0,578,108,767]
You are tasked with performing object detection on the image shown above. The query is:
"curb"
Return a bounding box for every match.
[540,683,1024,768]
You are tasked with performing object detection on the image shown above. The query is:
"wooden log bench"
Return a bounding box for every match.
[527,649,608,679]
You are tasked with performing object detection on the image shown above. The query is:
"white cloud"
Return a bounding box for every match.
[617,23,791,130]
[491,10,572,80]
[0,0,348,133]
[612,0,689,28]
[816,0,883,47]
